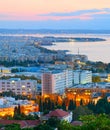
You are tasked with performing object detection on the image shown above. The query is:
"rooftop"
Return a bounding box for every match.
[45,109,69,118]
[0,120,41,128]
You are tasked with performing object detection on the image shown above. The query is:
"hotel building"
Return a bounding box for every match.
[42,69,73,95]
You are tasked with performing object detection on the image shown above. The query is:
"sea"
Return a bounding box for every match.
[0,33,110,63]
[41,34,110,63]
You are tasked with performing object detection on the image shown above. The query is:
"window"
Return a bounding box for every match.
[27,86,30,88]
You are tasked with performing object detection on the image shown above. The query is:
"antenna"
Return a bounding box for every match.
[78,48,79,55]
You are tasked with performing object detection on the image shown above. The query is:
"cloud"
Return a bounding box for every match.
[0,13,16,20]
[36,8,110,21]
[0,13,11,18]
[0,8,110,21]
[35,15,92,21]
[38,9,104,16]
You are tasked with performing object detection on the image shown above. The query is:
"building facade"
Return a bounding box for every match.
[0,78,37,96]
[73,70,92,84]
[44,109,72,123]
[42,69,73,95]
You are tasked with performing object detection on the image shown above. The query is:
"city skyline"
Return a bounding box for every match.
[0,0,110,29]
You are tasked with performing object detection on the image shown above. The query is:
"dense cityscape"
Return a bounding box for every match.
[0,32,109,130]
[0,0,110,129]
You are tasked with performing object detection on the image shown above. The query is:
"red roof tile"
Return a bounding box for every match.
[0,120,41,128]
[45,109,69,118]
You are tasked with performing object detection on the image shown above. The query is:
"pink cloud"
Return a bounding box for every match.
[34,10,109,21]
[0,13,92,21]
[0,10,109,21]
[83,11,109,16]
[34,15,92,21]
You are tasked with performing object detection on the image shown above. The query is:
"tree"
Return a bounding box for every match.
[17,104,21,115]
[13,104,21,119]
[22,128,33,130]
[58,120,74,130]
[62,101,66,111]
[34,124,53,130]
[92,76,101,83]
[5,124,21,130]
[87,102,96,112]
[80,114,110,130]
[11,68,19,73]
[39,98,43,112]
[95,98,110,114]
[47,116,60,128]
[73,106,93,120]
[68,100,76,111]
[80,99,84,106]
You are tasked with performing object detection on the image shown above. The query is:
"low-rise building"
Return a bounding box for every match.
[0,78,37,96]
[107,74,110,82]
[0,67,11,74]
[44,109,72,123]
[0,97,39,118]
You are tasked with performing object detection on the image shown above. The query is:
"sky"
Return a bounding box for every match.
[0,0,110,29]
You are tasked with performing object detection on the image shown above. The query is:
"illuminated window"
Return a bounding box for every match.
[11,80,15,83]
[22,85,26,88]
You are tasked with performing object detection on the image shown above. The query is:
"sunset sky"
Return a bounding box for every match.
[0,0,110,29]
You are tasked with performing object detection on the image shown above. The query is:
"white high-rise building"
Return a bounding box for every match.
[73,70,92,84]
[42,69,73,95]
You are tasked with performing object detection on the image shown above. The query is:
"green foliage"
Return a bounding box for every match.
[73,106,93,120]
[0,90,16,97]
[0,124,4,128]
[95,98,110,114]
[87,102,96,112]
[13,105,39,120]
[92,76,101,82]
[0,75,41,84]
[80,99,84,106]
[58,120,74,130]
[11,68,19,73]
[22,128,33,130]
[86,61,110,73]
[88,98,110,114]
[34,124,54,130]
[106,63,110,72]
[47,116,60,128]
[0,60,38,67]
[5,124,21,130]
[13,113,39,120]
[61,101,66,111]
[68,100,76,111]
[80,114,110,130]
[39,97,55,112]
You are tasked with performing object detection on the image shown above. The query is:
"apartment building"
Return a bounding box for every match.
[73,70,92,84]
[42,69,73,95]
[0,78,37,96]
